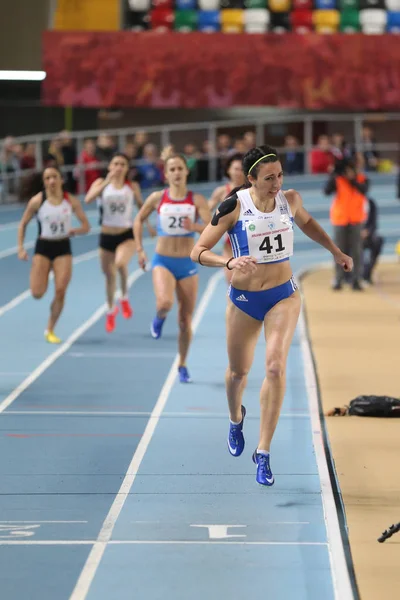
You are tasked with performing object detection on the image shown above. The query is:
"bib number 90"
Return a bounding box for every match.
[109,202,126,214]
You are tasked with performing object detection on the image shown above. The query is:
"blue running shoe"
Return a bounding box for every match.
[252,450,274,486]
[227,405,246,457]
[178,365,192,383]
[150,316,165,339]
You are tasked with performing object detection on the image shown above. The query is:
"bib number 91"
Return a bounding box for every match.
[50,222,66,235]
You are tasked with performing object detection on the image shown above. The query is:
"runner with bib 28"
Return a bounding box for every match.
[191,145,353,486]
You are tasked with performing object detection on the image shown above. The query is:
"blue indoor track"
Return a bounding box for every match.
[0,177,398,600]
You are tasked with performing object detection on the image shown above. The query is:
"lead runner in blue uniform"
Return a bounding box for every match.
[191,145,353,486]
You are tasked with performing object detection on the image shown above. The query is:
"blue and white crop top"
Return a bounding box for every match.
[156,189,197,238]
[228,188,294,264]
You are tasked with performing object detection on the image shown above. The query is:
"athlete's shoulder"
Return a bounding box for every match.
[282,189,301,206]
[211,193,239,226]
[30,192,44,210]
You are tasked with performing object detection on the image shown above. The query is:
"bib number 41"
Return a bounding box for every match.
[259,233,285,253]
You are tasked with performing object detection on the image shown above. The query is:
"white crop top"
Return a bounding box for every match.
[227,188,294,264]
[99,183,135,228]
[37,193,72,240]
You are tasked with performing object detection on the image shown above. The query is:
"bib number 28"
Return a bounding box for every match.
[259,233,285,253]
[169,216,186,229]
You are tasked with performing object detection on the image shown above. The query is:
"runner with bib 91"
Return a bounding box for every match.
[191,145,353,486]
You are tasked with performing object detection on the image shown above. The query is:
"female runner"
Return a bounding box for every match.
[134,147,211,383]
[191,145,352,485]
[85,153,155,332]
[17,166,90,343]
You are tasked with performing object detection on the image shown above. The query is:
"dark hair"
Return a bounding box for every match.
[224,153,243,178]
[110,152,130,166]
[20,164,64,201]
[226,145,279,199]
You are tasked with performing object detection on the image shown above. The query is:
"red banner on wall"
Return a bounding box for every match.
[42,32,400,110]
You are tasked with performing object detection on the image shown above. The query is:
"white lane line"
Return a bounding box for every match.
[69,270,224,600]
[297,262,354,600]
[0,241,34,259]
[3,410,310,418]
[0,237,153,318]
[0,249,97,318]
[0,268,145,415]
[67,351,176,359]
[0,520,88,524]
[0,540,326,546]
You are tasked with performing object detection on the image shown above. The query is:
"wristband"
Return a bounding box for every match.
[198,248,208,266]
[226,257,234,270]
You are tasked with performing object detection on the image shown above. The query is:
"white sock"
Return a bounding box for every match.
[257,449,270,457]
[108,306,115,315]
[120,294,128,301]
[230,417,242,425]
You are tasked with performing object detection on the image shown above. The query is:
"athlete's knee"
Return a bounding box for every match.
[31,289,45,300]
[115,259,128,272]
[54,285,67,301]
[266,357,285,380]
[157,299,173,314]
[178,314,192,332]
[227,366,249,381]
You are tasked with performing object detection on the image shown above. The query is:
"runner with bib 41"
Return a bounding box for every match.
[191,145,353,487]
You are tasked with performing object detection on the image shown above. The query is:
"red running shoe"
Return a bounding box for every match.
[120,298,133,319]
[105,306,119,332]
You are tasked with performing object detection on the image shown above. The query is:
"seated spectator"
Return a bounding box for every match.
[362,197,384,284]
[283,135,304,174]
[310,135,335,174]
[77,139,102,193]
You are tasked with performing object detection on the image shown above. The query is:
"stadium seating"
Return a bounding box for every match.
[53,0,400,33]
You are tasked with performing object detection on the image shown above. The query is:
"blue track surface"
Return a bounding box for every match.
[0,179,398,600]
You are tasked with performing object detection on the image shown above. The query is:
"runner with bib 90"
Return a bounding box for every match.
[191,145,353,486]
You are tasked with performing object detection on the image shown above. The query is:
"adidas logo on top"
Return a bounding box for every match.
[243,208,253,216]
[235,294,248,302]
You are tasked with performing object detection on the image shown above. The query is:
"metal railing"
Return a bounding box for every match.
[1,112,399,204]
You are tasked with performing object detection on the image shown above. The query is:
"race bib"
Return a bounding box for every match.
[245,214,293,263]
[159,203,196,236]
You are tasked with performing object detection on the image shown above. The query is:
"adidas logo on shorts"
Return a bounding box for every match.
[235,294,248,302]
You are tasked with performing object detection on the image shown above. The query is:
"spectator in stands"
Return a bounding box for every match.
[48,137,65,167]
[20,144,36,171]
[283,135,304,175]
[331,133,352,161]
[310,135,335,174]
[137,143,163,189]
[217,134,232,158]
[243,131,256,152]
[362,196,384,284]
[77,139,102,193]
[59,131,77,193]
[134,131,148,159]
[96,134,116,168]
[361,125,379,172]
[325,158,369,291]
